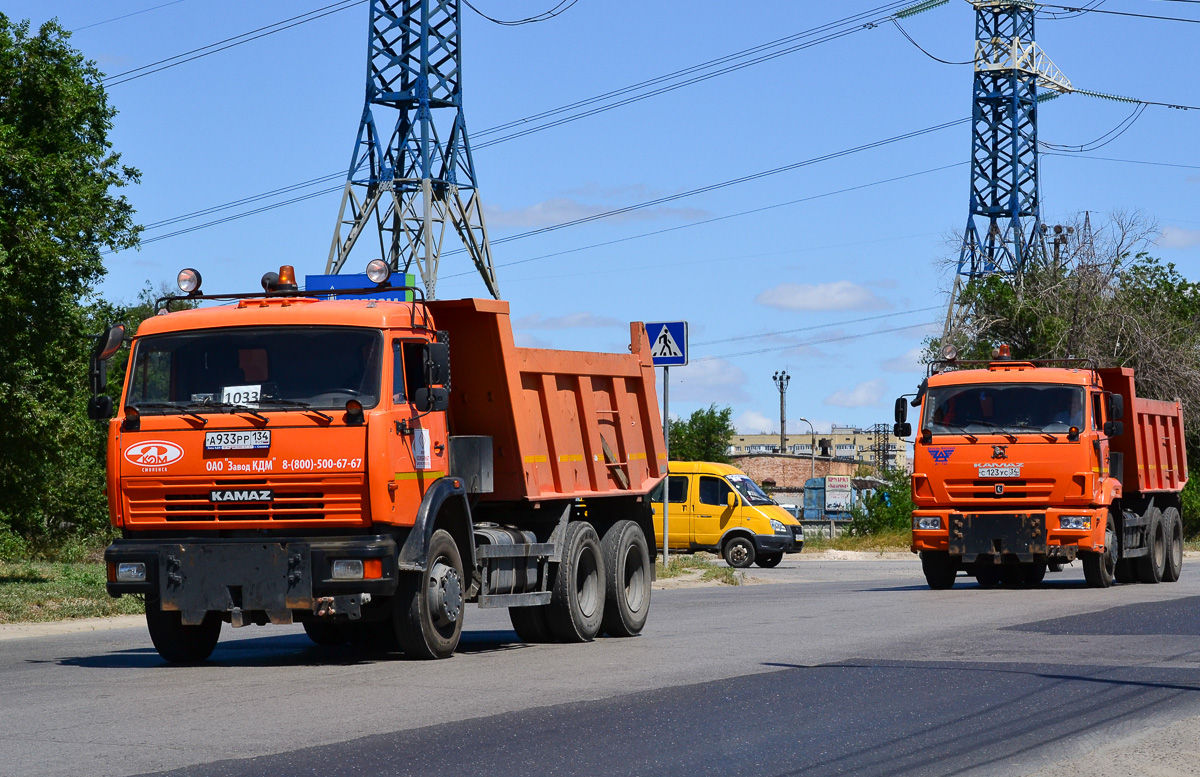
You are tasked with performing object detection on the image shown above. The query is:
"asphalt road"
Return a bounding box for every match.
[4,556,1200,777]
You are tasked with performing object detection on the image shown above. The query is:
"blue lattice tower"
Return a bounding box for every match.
[327,0,498,299]
[943,0,1070,341]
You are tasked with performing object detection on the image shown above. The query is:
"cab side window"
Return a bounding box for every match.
[650,475,689,503]
[698,476,734,506]
[393,340,428,403]
[392,340,406,403]
[1091,393,1104,430]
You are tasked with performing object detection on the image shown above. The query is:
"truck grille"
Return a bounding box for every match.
[943,479,1056,503]
[123,476,367,526]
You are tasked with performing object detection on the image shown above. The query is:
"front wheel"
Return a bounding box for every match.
[755,552,784,569]
[393,529,465,659]
[920,551,956,589]
[303,620,350,646]
[600,521,651,638]
[723,537,755,569]
[145,599,222,664]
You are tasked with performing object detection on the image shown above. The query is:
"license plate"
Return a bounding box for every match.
[977,466,1020,478]
[204,430,271,451]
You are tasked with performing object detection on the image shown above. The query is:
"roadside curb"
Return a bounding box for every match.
[0,614,143,641]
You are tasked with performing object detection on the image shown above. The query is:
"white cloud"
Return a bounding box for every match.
[485,198,708,229]
[513,331,552,348]
[881,347,925,373]
[669,359,749,403]
[1159,226,1200,250]
[823,378,887,408]
[735,410,776,434]
[513,312,621,330]
[755,281,891,312]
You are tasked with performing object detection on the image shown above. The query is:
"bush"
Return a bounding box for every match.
[846,468,913,537]
[1182,476,1200,539]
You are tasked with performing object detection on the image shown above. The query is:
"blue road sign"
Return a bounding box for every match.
[305,273,417,302]
[646,321,688,366]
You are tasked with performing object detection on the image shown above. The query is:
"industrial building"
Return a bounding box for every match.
[728,425,908,471]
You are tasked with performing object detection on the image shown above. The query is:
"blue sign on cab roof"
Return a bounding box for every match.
[304,273,417,302]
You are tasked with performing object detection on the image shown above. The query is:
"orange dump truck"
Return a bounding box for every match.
[93,265,665,662]
[895,347,1188,589]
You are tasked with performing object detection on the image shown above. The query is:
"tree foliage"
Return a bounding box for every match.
[936,212,1200,532]
[847,468,913,537]
[0,16,140,553]
[669,404,736,464]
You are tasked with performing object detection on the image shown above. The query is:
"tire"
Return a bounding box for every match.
[755,553,784,569]
[723,536,755,569]
[1114,559,1137,584]
[974,563,1001,588]
[600,521,652,638]
[393,529,465,659]
[1021,562,1047,586]
[303,620,349,646]
[509,605,555,643]
[920,551,957,589]
[547,521,605,642]
[1047,562,1064,573]
[999,566,1024,586]
[1163,506,1183,583]
[145,598,221,664]
[1135,507,1165,584]
[1083,515,1117,588]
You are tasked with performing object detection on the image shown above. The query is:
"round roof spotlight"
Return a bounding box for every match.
[940,344,958,361]
[365,259,391,285]
[177,268,202,295]
[261,271,280,292]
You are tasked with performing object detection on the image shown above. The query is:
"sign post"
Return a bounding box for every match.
[646,321,688,567]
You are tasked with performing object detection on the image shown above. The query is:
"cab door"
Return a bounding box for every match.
[382,338,448,524]
[693,475,737,547]
[651,474,692,550]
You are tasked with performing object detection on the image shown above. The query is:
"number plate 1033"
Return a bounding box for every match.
[204,430,271,451]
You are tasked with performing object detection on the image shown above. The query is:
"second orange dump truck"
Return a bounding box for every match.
[93,265,666,662]
[897,346,1187,589]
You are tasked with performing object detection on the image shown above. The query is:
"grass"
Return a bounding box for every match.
[0,561,144,624]
[655,553,742,585]
[802,529,911,553]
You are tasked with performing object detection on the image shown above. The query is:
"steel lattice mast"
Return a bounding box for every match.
[326,0,499,299]
[943,0,1070,340]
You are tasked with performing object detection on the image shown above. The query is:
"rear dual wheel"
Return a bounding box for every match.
[600,521,651,638]
[546,521,606,642]
[1163,506,1184,583]
[1135,508,1166,584]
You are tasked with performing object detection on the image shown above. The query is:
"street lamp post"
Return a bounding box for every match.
[798,416,815,479]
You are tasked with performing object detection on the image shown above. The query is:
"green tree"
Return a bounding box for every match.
[847,468,913,537]
[0,16,140,552]
[668,404,736,463]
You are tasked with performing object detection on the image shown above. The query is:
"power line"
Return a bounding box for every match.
[72,0,188,32]
[693,307,944,347]
[890,18,972,64]
[1041,152,1200,169]
[463,0,581,25]
[103,0,365,87]
[1041,103,1148,152]
[698,322,937,361]
[1037,3,1200,22]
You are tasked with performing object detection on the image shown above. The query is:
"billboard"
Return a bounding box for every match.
[824,475,852,513]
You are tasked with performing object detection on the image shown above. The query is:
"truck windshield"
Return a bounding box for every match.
[727,474,775,506]
[924,383,1084,435]
[126,326,383,412]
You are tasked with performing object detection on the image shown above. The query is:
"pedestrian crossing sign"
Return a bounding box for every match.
[646,321,688,366]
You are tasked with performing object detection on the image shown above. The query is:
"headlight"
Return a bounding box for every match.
[331,559,365,580]
[771,519,787,533]
[115,562,146,582]
[1059,515,1091,530]
[915,517,942,530]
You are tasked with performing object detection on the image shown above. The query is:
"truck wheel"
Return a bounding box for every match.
[1114,559,1137,584]
[723,536,756,569]
[1021,562,1047,586]
[755,553,784,569]
[920,551,956,589]
[1135,507,1165,584]
[1163,507,1183,583]
[145,599,221,664]
[1083,516,1117,588]
[393,529,464,659]
[303,620,349,646]
[509,606,555,643]
[601,521,651,638]
[547,521,605,642]
[974,563,1001,588]
[1047,561,1064,573]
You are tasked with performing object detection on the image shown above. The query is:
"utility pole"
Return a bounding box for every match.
[773,371,790,454]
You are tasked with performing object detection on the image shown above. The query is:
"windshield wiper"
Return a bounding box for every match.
[969,420,1017,442]
[933,422,978,442]
[184,401,268,424]
[255,398,333,423]
[127,402,208,425]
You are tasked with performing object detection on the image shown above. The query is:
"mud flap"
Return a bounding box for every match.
[160,543,312,622]
[949,513,1046,563]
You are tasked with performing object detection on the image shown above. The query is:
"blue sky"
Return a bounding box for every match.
[13,0,1199,434]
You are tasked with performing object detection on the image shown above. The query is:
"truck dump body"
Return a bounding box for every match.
[1097,367,1188,494]
[428,298,666,502]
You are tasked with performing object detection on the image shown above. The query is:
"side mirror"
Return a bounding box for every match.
[87,395,114,421]
[726,491,737,508]
[1108,394,1125,421]
[414,387,449,413]
[894,397,908,424]
[424,342,449,387]
[94,324,125,361]
[1104,420,1124,437]
[88,324,125,414]
[894,422,912,438]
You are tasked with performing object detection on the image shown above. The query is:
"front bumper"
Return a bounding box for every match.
[756,526,805,555]
[911,507,1105,560]
[104,535,398,614]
